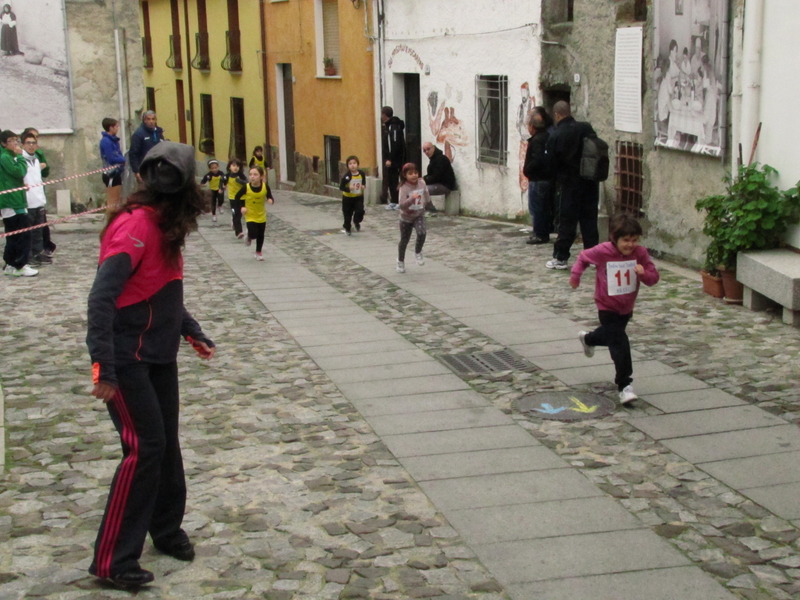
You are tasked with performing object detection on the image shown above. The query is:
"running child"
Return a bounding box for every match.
[225,158,249,239]
[249,146,266,171]
[339,155,366,236]
[396,162,429,273]
[570,214,659,404]
[236,165,274,261]
[200,159,225,223]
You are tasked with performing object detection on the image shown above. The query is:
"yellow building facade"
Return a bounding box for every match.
[140,0,377,192]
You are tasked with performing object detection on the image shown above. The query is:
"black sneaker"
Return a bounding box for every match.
[526,237,548,245]
[36,254,53,264]
[355,223,361,232]
[154,533,195,562]
[108,567,155,588]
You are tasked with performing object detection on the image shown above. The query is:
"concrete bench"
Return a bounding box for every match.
[429,190,461,216]
[737,249,800,326]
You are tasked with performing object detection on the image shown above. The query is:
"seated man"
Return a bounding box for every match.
[423,142,457,196]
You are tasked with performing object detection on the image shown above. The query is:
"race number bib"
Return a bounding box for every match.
[409,191,424,211]
[349,179,363,194]
[607,260,637,296]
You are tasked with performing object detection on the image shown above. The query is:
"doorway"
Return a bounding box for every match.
[277,63,297,182]
[542,88,571,116]
[176,79,187,144]
[403,73,421,170]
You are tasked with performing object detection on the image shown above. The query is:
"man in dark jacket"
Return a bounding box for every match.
[522,107,554,245]
[129,111,165,182]
[380,106,405,209]
[544,101,599,269]
[422,142,457,195]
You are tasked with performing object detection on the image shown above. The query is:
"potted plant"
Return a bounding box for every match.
[323,57,336,76]
[696,163,800,303]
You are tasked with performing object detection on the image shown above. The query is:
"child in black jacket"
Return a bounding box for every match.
[339,155,366,235]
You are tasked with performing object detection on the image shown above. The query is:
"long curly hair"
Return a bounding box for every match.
[100,183,205,268]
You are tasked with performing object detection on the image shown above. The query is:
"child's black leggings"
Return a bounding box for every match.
[247,221,266,252]
[230,199,244,235]
[584,311,632,391]
[210,191,223,214]
[398,216,426,261]
[342,196,365,232]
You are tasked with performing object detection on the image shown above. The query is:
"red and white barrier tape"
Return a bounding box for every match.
[0,206,106,238]
[0,166,117,196]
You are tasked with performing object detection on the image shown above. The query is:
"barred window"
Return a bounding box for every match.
[199,94,214,155]
[475,75,508,166]
[324,135,341,185]
[615,141,644,216]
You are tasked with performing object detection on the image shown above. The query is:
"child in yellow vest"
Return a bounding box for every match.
[237,165,274,261]
[338,155,366,235]
[200,159,225,224]
[249,146,266,171]
[226,158,249,239]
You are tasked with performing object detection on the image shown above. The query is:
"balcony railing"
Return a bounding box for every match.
[142,36,153,69]
[191,31,210,71]
[221,30,242,73]
[166,33,182,70]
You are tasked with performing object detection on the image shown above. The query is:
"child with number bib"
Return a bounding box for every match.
[570,214,659,404]
[236,165,274,261]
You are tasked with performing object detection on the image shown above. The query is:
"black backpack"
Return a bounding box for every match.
[579,127,609,182]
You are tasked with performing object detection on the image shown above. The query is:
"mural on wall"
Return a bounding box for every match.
[653,0,726,157]
[0,0,73,132]
[427,90,467,162]
[516,83,533,192]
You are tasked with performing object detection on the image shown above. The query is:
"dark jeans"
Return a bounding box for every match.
[90,362,186,578]
[381,165,400,204]
[552,183,599,262]
[230,199,244,235]
[3,212,32,269]
[528,180,553,240]
[398,217,426,261]
[27,207,46,257]
[246,221,267,253]
[342,196,365,232]
[584,311,633,391]
[210,190,223,215]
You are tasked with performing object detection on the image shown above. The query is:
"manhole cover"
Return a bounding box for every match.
[514,392,616,421]
[306,228,345,236]
[439,349,534,375]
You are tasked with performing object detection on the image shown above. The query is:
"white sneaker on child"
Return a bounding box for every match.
[255,252,264,261]
[619,386,638,405]
[245,236,252,246]
[578,331,595,358]
[415,253,425,266]
[396,261,405,273]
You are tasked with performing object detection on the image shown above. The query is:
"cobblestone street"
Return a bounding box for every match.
[1,191,799,599]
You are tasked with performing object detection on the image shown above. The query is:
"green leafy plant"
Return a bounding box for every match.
[322,57,335,69]
[695,163,800,272]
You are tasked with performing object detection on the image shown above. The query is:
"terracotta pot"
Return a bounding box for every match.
[324,66,336,76]
[719,268,744,304]
[700,270,724,298]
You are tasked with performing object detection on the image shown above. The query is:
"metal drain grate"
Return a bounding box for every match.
[439,349,534,375]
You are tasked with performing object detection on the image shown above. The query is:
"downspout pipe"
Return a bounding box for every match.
[183,0,196,147]
[740,0,764,164]
[112,0,127,152]
[730,3,743,166]
[259,0,271,167]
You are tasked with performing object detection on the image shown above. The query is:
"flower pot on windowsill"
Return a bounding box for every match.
[324,66,337,76]
[719,268,743,304]
[700,269,724,298]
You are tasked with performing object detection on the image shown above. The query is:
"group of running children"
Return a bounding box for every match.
[201,150,658,405]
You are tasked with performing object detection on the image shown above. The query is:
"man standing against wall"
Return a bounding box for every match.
[380,106,405,210]
[544,100,599,269]
[129,111,165,183]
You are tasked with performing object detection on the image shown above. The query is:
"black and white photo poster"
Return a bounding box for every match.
[653,0,726,156]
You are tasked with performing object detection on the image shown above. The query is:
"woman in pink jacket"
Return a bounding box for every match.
[570,214,659,404]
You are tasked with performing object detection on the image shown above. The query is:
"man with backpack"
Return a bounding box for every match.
[544,100,605,270]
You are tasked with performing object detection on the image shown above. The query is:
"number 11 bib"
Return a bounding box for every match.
[607,260,637,296]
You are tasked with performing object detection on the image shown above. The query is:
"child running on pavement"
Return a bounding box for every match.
[237,165,274,261]
[200,159,225,224]
[339,155,366,236]
[249,146,266,171]
[570,214,659,404]
[396,162,429,273]
[226,158,249,239]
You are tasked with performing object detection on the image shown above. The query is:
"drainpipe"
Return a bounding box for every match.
[730,3,743,166]
[740,0,764,164]
[182,0,196,147]
[375,0,385,170]
[259,0,271,167]
[112,0,127,152]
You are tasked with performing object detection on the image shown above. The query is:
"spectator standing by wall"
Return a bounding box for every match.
[0,130,37,277]
[380,106,405,210]
[523,106,554,245]
[99,118,126,212]
[129,111,164,182]
[21,132,50,266]
[21,127,55,257]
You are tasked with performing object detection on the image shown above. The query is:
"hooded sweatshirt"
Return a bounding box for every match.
[398,179,429,223]
[0,146,28,212]
[23,150,46,209]
[570,241,659,315]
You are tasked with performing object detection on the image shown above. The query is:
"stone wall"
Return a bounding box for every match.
[37,0,143,210]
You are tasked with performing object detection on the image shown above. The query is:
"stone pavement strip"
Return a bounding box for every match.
[0,192,798,599]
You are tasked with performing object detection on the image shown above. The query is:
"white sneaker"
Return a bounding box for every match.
[245,236,252,246]
[212,215,217,222]
[255,252,264,261]
[415,252,425,266]
[3,265,16,275]
[385,203,395,211]
[7,265,39,277]
[619,385,638,405]
[396,261,405,273]
[578,331,595,357]
[546,259,569,270]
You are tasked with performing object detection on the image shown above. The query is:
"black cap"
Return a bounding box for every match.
[139,141,196,194]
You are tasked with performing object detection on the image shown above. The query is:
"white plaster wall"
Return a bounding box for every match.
[756,0,800,246]
[383,0,543,218]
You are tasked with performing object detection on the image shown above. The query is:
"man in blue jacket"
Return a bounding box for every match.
[99,118,127,210]
[128,111,164,183]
